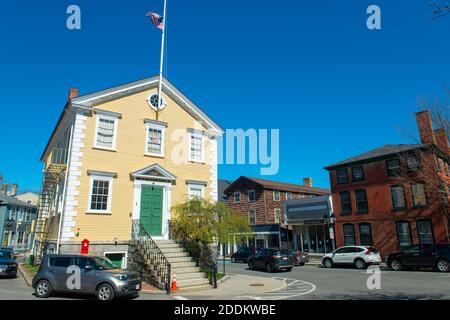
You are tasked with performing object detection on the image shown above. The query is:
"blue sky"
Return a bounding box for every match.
[0,0,449,192]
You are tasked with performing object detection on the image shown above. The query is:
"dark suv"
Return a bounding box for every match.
[231,247,256,263]
[386,244,450,272]
[248,248,293,272]
[32,254,141,300]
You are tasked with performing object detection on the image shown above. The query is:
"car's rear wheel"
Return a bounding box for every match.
[35,279,52,298]
[265,263,273,273]
[436,259,450,272]
[323,258,333,268]
[248,261,254,270]
[355,258,366,270]
[97,283,115,301]
[286,268,292,272]
[299,263,305,266]
[390,259,403,271]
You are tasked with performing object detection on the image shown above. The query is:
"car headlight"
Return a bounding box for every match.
[115,274,130,281]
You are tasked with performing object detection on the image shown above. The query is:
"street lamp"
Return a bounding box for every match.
[323,213,337,251]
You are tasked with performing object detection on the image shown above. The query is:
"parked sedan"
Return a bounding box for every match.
[32,254,141,300]
[231,247,256,263]
[0,249,18,278]
[322,246,381,269]
[248,248,293,272]
[386,244,450,272]
[289,250,309,266]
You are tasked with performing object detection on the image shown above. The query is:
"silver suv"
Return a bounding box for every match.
[32,254,141,300]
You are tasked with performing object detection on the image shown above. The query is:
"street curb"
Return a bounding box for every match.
[217,274,230,285]
[18,264,33,287]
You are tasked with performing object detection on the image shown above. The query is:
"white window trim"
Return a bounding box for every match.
[87,174,114,214]
[93,113,119,151]
[248,190,256,202]
[273,190,281,201]
[188,183,205,199]
[286,192,293,201]
[234,193,241,204]
[144,121,166,157]
[274,208,281,223]
[188,130,205,163]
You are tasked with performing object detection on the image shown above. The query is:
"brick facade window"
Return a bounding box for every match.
[416,219,434,245]
[390,185,407,210]
[337,169,348,184]
[343,224,356,246]
[411,183,427,207]
[234,193,241,204]
[386,159,401,176]
[351,166,364,182]
[286,192,293,200]
[355,190,369,213]
[396,221,412,247]
[406,154,421,171]
[340,192,352,215]
[358,223,373,246]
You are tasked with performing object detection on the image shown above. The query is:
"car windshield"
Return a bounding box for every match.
[0,250,13,259]
[90,256,116,270]
[274,250,289,256]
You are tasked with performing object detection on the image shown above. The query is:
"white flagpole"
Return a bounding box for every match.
[158,0,167,109]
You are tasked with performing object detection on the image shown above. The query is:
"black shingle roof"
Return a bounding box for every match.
[324,144,430,170]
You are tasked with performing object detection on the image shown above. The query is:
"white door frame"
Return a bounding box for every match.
[132,180,172,240]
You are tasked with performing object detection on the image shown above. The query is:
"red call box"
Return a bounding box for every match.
[80,239,90,255]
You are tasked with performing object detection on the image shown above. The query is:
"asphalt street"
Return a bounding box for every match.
[1,263,449,300]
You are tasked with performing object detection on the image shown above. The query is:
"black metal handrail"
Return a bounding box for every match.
[136,224,172,294]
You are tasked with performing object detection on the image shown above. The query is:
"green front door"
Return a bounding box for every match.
[140,186,164,236]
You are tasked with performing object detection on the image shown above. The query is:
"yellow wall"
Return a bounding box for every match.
[64,89,215,242]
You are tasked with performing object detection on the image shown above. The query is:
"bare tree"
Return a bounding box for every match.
[418,88,450,137]
[428,0,450,18]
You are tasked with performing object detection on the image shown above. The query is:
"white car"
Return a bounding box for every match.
[321,246,381,269]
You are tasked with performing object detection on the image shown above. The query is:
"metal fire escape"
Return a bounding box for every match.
[34,148,68,245]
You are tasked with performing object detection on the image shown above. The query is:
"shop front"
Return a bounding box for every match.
[284,195,336,254]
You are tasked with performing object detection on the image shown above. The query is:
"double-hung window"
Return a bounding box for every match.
[273,190,281,201]
[145,120,166,157]
[340,192,352,215]
[88,172,115,214]
[337,169,348,184]
[355,189,368,213]
[189,130,205,163]
[386,159,401,176]
[343,224,356,246]
[391,185,407,210]
[93,110,120,150]
[358,223,373,246]
[286,192,293,200]
[25,209,31,222]
[411,183,427,207]
[188,182,205,199]
[352,166,364,182]
[234,193,241,204]
[396,221,412,247]
[18,208,24,221]
[416,219,434,245]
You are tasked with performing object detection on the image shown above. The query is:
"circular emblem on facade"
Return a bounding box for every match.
[147,94,167,111]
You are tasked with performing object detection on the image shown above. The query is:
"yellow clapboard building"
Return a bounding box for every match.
[34,76,223,267]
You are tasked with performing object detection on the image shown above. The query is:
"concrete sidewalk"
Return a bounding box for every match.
[172,274,286,297]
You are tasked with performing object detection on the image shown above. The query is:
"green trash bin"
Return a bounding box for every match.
[29,255,35,266]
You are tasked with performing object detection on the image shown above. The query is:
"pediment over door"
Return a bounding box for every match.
[131,164,177,183]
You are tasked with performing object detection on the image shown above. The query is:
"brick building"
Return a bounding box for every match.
[224,176,329,252]
[325,111,450,258]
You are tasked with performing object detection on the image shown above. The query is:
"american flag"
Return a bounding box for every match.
[146,12,164,30]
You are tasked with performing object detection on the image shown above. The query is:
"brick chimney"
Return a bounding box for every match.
[434,128,450,156]
[68,88,79,100]
[416,111,436,145]
[303,177,313,188]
